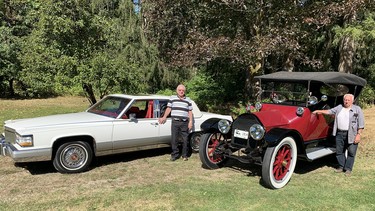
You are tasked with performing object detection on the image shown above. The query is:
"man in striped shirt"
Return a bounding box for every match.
[159,84,193,161]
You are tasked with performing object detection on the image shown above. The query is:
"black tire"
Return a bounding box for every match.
[199,132,228,169]
[262,136,297,189]
[189,132,202,153]
[53,141,93,173]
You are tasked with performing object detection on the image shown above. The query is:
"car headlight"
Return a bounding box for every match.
[16,134,33,147]
[249,124,265,140]
[218,119,231,134]
[296,107,304,116]
[255,102,262,111]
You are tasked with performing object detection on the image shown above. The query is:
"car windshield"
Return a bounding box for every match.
[87,96,131,118]
[256,81,309,106]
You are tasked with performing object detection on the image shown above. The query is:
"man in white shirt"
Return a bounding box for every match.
[313,94,364,176]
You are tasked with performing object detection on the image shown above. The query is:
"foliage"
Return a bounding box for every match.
[4,0,161,100]
[229,101,251,117]
[358,85,375,108]
[0,0,375,107]
[143,0,375,99]
[0,0,36,97]
[185,71,225,111]
[155,88,174,97]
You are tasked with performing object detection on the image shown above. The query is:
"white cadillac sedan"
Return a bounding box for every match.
[0,94,232,173]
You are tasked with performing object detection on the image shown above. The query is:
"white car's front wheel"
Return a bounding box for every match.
[262,136,297,189]
[53,141,93,173]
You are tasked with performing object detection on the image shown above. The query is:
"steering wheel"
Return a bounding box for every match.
[271,93,287,103]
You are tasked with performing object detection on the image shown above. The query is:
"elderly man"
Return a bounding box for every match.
[313,94,364,176]
[159,84,193,161]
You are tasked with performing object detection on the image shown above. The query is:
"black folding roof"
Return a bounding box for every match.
[255,71,367,87]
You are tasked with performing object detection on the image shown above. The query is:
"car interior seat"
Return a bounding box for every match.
[145,101,154,118]
[127,106,140,118]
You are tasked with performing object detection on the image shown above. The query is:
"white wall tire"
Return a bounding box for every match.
[262,136,297,189]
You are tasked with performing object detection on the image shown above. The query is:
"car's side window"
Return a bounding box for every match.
[126,100,156,119]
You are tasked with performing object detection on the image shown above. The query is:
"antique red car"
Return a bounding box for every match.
[198,71,366,189]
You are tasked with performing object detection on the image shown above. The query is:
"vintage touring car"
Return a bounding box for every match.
[198,71,366,189]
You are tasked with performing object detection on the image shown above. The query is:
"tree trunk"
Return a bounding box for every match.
[338,36,355,73]
[245,62,262,99]
[283,53,294,72]
[9,78,15,97]
[82,83,97,105]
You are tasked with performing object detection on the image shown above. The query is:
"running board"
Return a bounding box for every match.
[305,147,336,161]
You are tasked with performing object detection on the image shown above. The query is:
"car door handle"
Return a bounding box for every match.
[151,122,159,126]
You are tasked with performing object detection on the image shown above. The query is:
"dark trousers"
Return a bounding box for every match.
[336,131,358,171]
[171,120,189,158]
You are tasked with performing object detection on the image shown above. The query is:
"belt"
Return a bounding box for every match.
[338,129,348,132]
[172,117,188,122]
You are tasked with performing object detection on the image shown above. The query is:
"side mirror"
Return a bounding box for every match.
[129,113,137,120]
[321,95,328,102]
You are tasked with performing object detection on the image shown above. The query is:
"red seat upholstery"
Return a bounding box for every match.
[145,101,154,118]
[128,106,140,113]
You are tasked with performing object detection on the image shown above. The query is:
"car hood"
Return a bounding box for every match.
[253,105,299,128]
[4,112,112,131]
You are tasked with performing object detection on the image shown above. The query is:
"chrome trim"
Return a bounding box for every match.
[0,142,51,162]
[111,144,170,156]
[0,136,6,156]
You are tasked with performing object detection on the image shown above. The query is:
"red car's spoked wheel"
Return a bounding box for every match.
[273,145,292,180]
[199,132,228,169]
[262,136,297,189]
[207,134,223,163]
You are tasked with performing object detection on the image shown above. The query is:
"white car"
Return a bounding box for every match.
[0,94,232,173]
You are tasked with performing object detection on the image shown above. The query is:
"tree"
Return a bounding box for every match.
[143,0,310,98]
[18,0,159,102]
[0,0,36,97]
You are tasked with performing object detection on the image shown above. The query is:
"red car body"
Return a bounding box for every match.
[199,71,366,189]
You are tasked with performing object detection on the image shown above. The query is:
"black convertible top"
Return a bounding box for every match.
[255,71,367,87]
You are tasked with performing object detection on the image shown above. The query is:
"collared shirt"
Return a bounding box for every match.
[167,95,193,119]
[328,104,365,144]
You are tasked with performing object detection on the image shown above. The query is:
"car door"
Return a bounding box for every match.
[112,100,160,151]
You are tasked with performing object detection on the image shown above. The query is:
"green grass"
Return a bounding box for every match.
[0,97,374,210]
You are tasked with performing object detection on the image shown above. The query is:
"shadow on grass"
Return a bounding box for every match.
[294,153,337,174]
[93,147,170,167]
[15,147,171,175]
[199,153,338,188]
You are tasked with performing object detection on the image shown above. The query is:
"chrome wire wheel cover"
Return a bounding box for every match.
[60,144,88,170]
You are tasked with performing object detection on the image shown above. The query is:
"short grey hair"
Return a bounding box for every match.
[343,93,354,101]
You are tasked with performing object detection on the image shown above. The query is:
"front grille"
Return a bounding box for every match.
[231,113,261,148]
[233,137,247,146]
[4,127,16,144]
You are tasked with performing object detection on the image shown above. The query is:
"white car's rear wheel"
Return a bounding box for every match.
[53,141,93,173]
[189,132,202,153]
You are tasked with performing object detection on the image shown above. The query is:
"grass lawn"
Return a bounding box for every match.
[0,97,374,210]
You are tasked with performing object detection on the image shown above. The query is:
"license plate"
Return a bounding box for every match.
[234,129,249,139]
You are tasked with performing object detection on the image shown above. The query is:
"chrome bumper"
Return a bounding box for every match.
[0,136,51,162]
[0,135,6,156]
